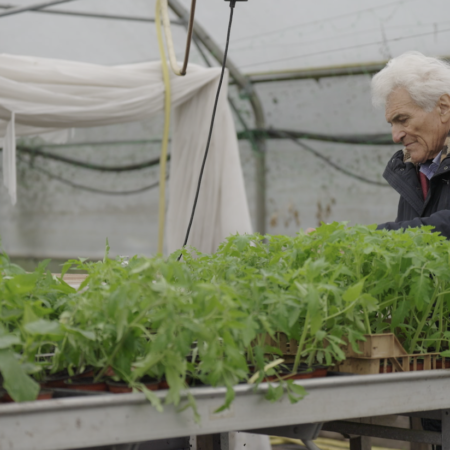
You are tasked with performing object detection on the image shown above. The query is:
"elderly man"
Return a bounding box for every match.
[373,52,450,439]
[373,52,450,237]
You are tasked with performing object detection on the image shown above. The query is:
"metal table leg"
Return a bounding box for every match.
[350,436,371,450]
[441,410,450,450]
[196,433,229,450]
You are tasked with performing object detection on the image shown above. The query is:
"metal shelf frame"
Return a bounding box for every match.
[1,370,450,450]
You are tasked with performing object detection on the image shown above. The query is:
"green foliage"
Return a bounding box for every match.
[0,223,449,415]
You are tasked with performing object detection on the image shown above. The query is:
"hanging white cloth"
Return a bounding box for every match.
[0,53,252,253]
[3,112,15,204]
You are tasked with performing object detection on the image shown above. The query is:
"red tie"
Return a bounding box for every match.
[419,171,429,200]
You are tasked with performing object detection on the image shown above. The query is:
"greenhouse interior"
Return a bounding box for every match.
[1,0,450,449]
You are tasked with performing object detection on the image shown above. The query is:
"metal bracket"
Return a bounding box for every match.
[244,422,323,440]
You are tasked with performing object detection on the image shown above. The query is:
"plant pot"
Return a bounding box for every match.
[379,363,392,373]
[159,376,191,390]
[188,378,211,387]
[159,380,169,390]
[410,361,424,371]
[104,366,115,377]
[435,359,450,369]
[42,368,96,388]
[107,377,160,394]
[64,377,107,392]
[106,381,133,394]
[2,389,54,403]
[312,365,329,378]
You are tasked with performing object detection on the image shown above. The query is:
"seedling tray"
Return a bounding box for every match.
[335,333,446,375]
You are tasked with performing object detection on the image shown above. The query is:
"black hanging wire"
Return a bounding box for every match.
[177,1,238,261]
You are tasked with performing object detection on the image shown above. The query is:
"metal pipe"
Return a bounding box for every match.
[180,0,197,75]
[0,0,76,18]
[245,56,450,83]
[0,3,184,24]
[246,62,387,84]
[168,0,267,234]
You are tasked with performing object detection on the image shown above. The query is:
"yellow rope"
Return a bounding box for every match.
[155,0,172,255]
[160,0,182,76]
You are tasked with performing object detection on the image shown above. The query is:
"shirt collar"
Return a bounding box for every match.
[419,150,442,180]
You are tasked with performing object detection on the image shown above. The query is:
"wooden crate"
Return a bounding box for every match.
[335,333,446,375]
[263,332,448,374]
[263,333,298,363]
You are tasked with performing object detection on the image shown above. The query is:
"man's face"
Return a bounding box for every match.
[385,87,447,164]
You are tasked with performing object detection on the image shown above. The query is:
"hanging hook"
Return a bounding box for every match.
[159,0,197,76]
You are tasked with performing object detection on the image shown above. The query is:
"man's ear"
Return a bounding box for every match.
[438,94,450,123]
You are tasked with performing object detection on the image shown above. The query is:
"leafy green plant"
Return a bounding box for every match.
[0,223,449,413]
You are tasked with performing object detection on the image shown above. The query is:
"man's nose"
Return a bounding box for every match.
[392,126,406,144]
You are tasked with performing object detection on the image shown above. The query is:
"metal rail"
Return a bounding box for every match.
[1,370,450,450]
[0,3,183,24]
[0,0,76,18]
[245,55,450,83]
[179,0,196,76]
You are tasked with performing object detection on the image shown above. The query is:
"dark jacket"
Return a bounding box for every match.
[377,147,450,238]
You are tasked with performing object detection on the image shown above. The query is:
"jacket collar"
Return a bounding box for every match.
[402,136,450,165]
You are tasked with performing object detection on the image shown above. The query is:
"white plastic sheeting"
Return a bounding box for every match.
[0,54,252,253]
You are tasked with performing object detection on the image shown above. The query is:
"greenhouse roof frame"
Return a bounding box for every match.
[0,2,183,23]
[0,0,270,233]
[2,1,443,234]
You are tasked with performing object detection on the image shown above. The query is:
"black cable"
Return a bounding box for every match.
[274,131,389,187]
[17,156,162,195]
[17,146,166,172]
[177,0,237,260]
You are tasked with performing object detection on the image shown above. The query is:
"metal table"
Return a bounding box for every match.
[1,370,450,450]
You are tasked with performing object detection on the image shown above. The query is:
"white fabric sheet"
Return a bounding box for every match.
[0,54,252,253]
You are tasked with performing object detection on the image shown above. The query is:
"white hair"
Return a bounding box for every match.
[371,51,450,111]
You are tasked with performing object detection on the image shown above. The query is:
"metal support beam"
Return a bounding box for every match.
[246,62,388,84]
[244,56,450,83]
[0,0,76,18]
[196,434,229,450]
[403,411,442,421]
[168,0,267,234]
[3,371,450,450]
[245,423,322,440]
[0,3,184,24]
[322,421,442,445]
[350,436,372,450]
[442,410,450,450]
